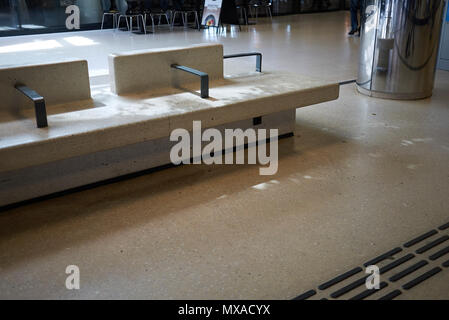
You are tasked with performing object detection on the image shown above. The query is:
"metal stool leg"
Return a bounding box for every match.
[143,15,147,34]
[123,15,130,30]
[101,13,105,29]
[149,14,155,32]
[118,15,123,29]
[164,13,169,25]
[139,15,146,34]
[194,11,200,30]
[119,15,129,30]
[172,11,177,28]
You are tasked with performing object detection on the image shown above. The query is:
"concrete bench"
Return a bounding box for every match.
[109,44,224,96]
[0,59,92,127]
[0,44,339,208]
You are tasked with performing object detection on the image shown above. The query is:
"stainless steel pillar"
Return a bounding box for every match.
[357,0,446,99]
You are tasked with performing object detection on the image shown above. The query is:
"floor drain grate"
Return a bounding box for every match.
[389,260,428,282]
[293,220,449,300]
[378,289,402,300]
[318,267,362,291]
[402,267,442,290]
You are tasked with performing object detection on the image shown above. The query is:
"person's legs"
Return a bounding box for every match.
[358,0,364,28]
[349,0,358,34]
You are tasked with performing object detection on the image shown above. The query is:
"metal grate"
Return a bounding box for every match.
[293,220,449,300]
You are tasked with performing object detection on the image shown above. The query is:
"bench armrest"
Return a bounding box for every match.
[171,64,209,98]
[223,52,262,72]
[15,84,48,128]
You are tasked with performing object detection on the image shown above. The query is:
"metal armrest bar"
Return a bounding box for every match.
[170,64,209,98]
[15,84,48,128]
[223,52,262,72]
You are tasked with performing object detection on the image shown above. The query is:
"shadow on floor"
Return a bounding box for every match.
[0,118,347,270]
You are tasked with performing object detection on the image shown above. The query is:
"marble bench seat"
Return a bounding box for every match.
[0,44,339,207]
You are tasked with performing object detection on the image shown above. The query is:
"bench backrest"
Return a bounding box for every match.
[108,43,224,95]
[0,59,91,112]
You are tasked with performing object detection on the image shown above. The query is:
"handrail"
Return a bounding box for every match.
[15,84,48,128]
[170,64,209,99]
[223,52,262,72]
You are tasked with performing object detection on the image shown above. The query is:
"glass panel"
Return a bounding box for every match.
[0,0,106,36]
[300,0,342,12]
[0,0,19,32]
[18,0,66,30]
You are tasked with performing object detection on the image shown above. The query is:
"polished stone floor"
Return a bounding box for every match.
[0,11,448,299]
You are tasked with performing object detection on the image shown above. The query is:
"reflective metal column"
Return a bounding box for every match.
[357,0,446,99]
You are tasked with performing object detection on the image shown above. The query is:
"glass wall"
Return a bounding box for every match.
[271,0,347,16]
[1,0,349,36]
[0,0,17,32]
[271,0,299,15]
[299,0,343,13]
[0,0,110,36]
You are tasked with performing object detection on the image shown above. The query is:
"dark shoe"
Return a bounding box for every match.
[348,29,356,35]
